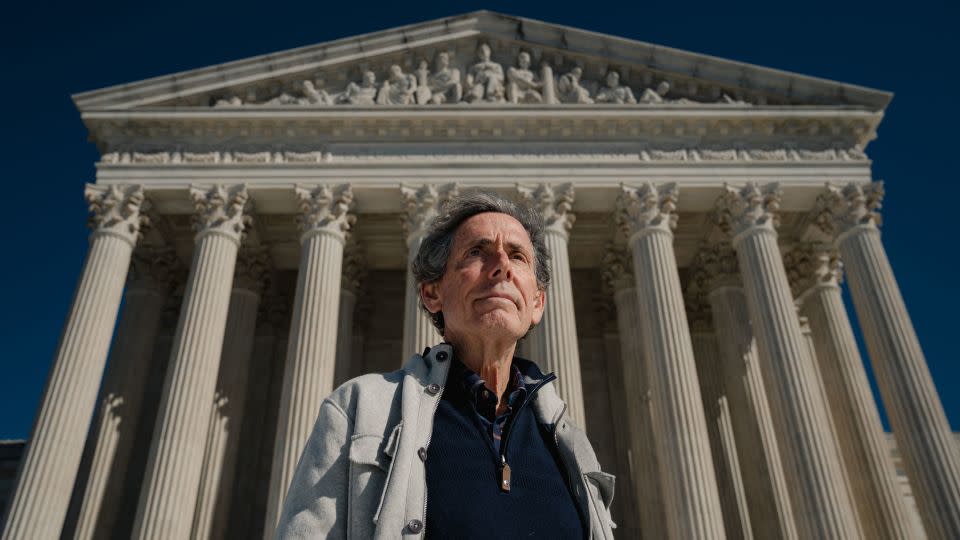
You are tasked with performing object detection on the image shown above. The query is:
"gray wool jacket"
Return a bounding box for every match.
[275,343,617,540]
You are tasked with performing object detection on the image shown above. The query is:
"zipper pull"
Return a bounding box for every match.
[499,455,511,492]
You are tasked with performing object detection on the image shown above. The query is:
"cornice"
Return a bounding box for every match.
[81,107,881,152]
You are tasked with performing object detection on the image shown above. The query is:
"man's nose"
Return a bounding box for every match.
[488,248,512,281]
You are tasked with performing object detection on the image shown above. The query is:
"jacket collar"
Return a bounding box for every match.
[403,342,567,428]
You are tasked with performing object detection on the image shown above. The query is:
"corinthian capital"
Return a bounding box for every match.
[600,243,632,297]
[517,183,576,238]
[85,184,149,247]
[295,184,355,243]
[129,247,184,292]
[615,182,679,242]
[783,242,843,299]
[810,182,884,241]
[400,183,459,245]
[692,240,740,292]
[341,237,366,295]
[234,247,272,294]
[189,184,252,245]
[714,182,782,243]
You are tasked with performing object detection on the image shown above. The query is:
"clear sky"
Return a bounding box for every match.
[0,0,956,440]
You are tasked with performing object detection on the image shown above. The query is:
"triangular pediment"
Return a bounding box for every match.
[73,11,890,111]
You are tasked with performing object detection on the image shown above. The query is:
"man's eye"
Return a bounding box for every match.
[468,248,482,257]
[511,253,526,261]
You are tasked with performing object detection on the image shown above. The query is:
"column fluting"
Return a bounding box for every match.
[816,182,960,539]
[263,184,354,539]
[131,184,251,540]
[70,248,180,540]
[1,185,147,540]
[400,183,454,359]
[616,183,726,539]
[519,183,586,428]
[694,243,798,540]
[603,246,668,540]
[191,247,270,540]
[687,315,753,540]
[716,183,861,538]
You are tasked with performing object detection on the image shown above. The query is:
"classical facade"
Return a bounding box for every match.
[2,10,959,540]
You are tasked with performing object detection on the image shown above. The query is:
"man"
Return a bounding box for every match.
[276,192,616,539]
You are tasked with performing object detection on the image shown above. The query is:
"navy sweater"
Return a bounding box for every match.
[424,359,585,539]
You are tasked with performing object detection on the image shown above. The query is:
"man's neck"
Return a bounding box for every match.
[449,337,516,413]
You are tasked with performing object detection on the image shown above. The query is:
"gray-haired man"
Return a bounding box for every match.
[277,191,615,539]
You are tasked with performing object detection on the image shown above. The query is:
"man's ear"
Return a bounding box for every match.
[420,281,442,314]
[530,287,546,326]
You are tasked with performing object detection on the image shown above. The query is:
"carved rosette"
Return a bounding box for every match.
[811,182,884,243]
[783,243,843,300]
[714,182,782,246]
[517,183,576,239]
[234,247,272,295]
[341,237,366,295]
[400,183,459,246]
[85,184,149,247]
[615,182,679,243]
[295,184,355,244]
[189,184,252,245]
[128,247,184,292]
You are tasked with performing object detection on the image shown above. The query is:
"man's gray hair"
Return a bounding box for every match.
[411,190,551,335]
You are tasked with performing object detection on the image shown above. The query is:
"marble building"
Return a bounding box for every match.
[2,10,959,540]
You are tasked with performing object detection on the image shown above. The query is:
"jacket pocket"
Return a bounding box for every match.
[583,470,617,536]
[347,423,401,540]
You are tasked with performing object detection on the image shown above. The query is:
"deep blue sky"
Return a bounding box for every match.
[1,0,956,439]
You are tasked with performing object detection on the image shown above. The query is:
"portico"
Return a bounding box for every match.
[2,10,955,540]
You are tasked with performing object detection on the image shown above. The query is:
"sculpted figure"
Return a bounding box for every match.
[427,51,463,104]
[377,65,418,105]
[300,80,334,105]
[415,61,433,104]
[464,43,505,103]
[337,71,378,105]
[214,96,243,107]
[556,67,593,104]
[506,51,543,104]
[638,81,671,104]
[594,70,636,104]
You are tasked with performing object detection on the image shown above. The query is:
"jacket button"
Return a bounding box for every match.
[418,447,427,461]
[435,351,448,362]
[406,519,423,534]
[426,383,441,395]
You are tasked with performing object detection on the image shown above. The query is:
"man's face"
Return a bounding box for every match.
[421,212,545,344]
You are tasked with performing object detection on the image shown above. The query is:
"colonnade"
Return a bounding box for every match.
[2,181,957,540]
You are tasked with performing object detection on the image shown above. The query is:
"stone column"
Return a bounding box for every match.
[715,183,861,538]
[601,246,667,540]
[1,185,146,540]
[786,242,914,539]
[69,248,180,540]
[694,243,798,540]
[815,182,960,539]
[192,247,270,540]
[131,184,251,540]
[400,184,455,359]
[264,184,354,539]
[333,239,365,387]
[616,183,726,539]
[519,183,586,428]
[685,292,753,540]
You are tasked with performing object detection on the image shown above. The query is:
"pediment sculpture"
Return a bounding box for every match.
[212,42,755,108]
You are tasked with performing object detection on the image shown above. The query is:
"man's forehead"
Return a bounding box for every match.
[453,212,532,246]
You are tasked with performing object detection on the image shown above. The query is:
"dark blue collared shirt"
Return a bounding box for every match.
[454,359,528,455]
